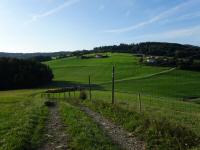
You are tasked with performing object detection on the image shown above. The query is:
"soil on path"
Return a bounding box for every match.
[39,102,68,150]
[79,105,146,150]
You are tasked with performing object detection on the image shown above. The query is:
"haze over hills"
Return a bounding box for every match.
[1,42,200,59]
[0,51,71,59]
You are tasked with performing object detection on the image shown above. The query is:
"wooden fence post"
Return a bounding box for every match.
[89,75,92,101]
[112,66,115,104]
[139,93,142,113]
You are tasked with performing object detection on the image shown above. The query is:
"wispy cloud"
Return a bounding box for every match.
[175,11,200,21]
[125,10,131,17]
[104,0,199,33]
[98,5,105,11]
[25,0,80,24]
[135,25,200,40]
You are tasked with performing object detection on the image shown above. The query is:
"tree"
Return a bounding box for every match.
[0,58,54,90]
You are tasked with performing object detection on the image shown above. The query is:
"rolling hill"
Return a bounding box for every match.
[46,53,200,99]
[1,52,200,149]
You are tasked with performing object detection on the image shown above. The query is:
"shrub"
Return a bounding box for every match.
[44,101,56,107]
[79,90,87,100]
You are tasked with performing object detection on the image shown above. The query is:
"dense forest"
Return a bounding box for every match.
[0,58,54,90]
[30,56,52,62]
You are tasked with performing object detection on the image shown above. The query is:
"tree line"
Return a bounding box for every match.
[71,42,200,71]
[92,42,200,59]
[29,56,52,62]
[0,58,54,90]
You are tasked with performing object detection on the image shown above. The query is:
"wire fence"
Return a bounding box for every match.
[41,87,200,136]
[41,66,200,136]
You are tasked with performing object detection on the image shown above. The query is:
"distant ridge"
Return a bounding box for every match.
[1,42,200,59]
[0,51,70,59]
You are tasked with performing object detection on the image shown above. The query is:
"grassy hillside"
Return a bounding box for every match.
[46,53,166,83]
[46,53,200,99]
[108,69,200,98]
[1,52,200,149]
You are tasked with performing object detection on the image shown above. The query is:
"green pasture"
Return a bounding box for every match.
[1,52,200,149]
[46,53,167,84]
[46,53,200,99]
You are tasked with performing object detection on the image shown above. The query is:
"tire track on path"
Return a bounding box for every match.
[39,102,68,150]
[79,105,146,150]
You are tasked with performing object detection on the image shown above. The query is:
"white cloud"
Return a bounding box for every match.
[104,0,199,33]
[25,0,80,24]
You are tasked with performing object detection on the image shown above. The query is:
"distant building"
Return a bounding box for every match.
[52,57,57,60]
[95,54,103,58]
[146,56,156,63]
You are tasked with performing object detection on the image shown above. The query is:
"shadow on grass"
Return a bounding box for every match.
[44,81,105,90]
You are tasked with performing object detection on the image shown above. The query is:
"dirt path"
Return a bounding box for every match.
[39,102,68,150]
[99,67,176,85]
[79,105,145,150]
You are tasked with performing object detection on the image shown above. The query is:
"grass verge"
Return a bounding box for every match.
[83,100,200,150]
[0,104,48,150]
[0,90,48,150]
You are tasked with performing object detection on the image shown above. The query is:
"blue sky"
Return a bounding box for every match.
[0,0,200,53]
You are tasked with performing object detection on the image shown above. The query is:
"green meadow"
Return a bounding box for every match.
[46,53,167,84]
[1,53,200,149]
[46,53,200,99]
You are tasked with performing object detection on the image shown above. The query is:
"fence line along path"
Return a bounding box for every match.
[79,105,146,150]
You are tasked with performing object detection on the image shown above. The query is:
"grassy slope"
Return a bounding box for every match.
[0,89,48,150]
[111,69,200,98]
[46,53,167,84]
[46,53,200,99]
[1,52,200,149]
